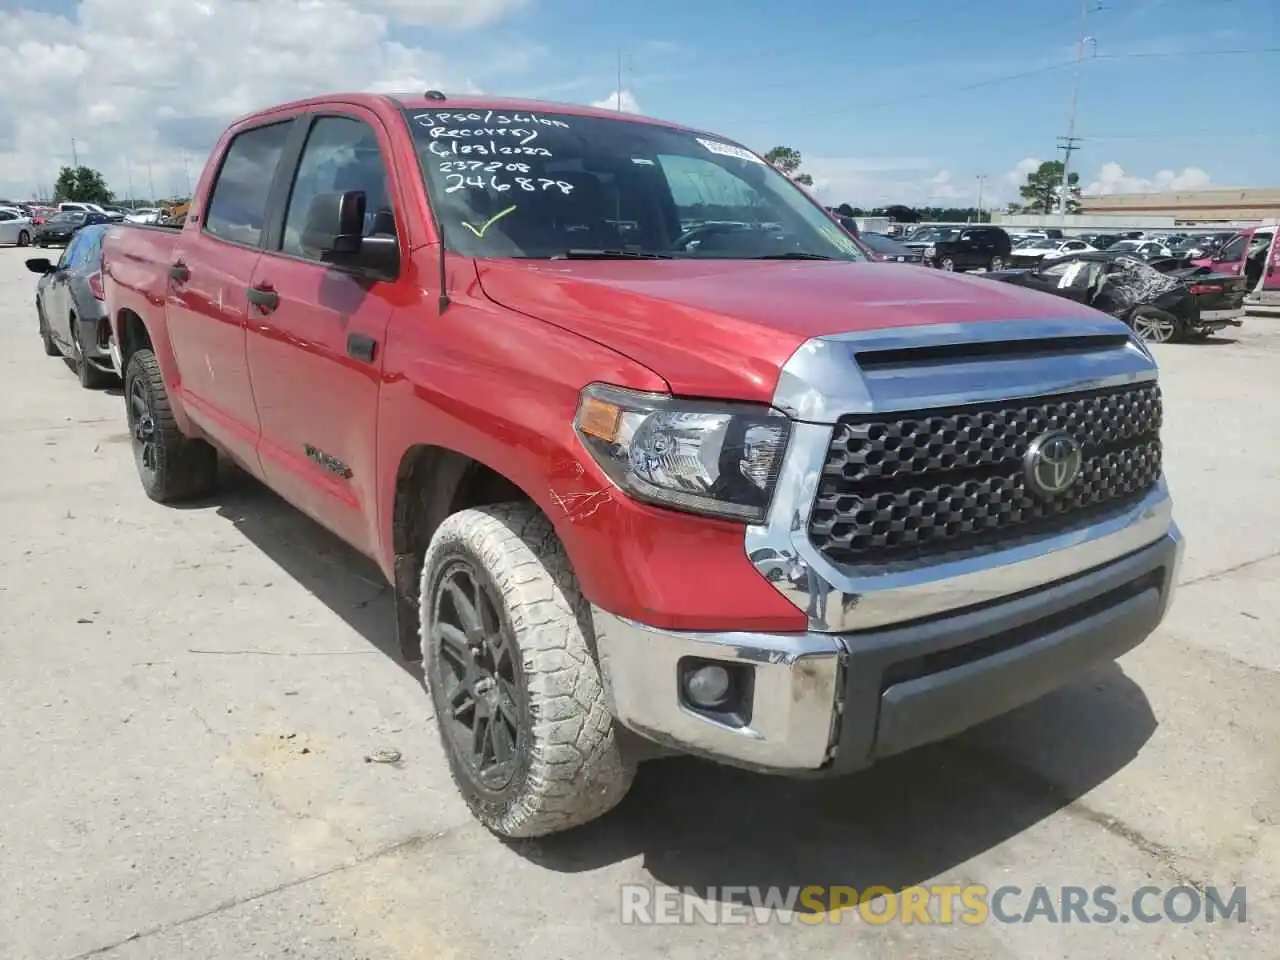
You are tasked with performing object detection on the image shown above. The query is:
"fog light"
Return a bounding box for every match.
[684,664,732,708]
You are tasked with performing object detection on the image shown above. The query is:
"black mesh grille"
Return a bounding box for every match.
[809,383,1162,564]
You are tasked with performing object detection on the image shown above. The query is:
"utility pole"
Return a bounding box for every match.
[182,154,192,197]
[1059,0,1098,221]
[71,137,79,168]
[975,175,987,223]
[147,161,157,204]
[125,158,135,208]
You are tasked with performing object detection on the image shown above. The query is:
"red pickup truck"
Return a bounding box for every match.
[102,92,1182,838]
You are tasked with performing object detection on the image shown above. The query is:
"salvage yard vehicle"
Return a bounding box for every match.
[0,206,34,246]
[27,223,115,387]
[101,92,1182,839]
[902,224,1012,271]
[1192,223,1280,313]
[984,251,1246,342]
[1007,236,1096,269]
[34,209,110,247]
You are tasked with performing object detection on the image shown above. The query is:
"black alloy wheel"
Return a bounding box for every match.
[431,561,524,791]
[127,372,160,485]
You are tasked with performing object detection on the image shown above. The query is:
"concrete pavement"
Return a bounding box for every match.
[0,246,1275,959]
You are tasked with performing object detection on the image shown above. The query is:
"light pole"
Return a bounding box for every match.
[1059,0,1100,221]
[975,175,987,222]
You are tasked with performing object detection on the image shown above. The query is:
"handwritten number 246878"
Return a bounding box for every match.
[443,174,575,195]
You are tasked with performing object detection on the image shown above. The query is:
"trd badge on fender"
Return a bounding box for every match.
[1024,430,1083,498]
[303,443,353,479]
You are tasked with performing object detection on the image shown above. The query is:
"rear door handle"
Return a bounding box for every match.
[168,261,190,282]
[247,284,279,313]
[347,333,377,363]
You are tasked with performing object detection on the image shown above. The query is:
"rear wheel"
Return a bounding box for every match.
[1128,307,1181,344]
[123,348,219,502]
[989,255,1004,271]
[420,503,635,839]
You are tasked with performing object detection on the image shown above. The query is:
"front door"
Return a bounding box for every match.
[163,118,296,471]
[245,110,400,556]
[44,230,93,348]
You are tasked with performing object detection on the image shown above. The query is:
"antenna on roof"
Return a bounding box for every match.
[424,90,447,101]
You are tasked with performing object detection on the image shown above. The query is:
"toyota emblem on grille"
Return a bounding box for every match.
[1024,431,1083,498]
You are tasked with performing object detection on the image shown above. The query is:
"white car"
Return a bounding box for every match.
[1010,238,1096,263]
[0,207,35,246]
[1106,239,1172,261]
[125,207,163,224]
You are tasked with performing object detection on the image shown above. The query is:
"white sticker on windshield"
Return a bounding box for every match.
[696,138,764,164]
[1058,261,1086,288]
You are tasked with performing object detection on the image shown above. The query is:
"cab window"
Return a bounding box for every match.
[204,120,293,248]
[279,115,396,261]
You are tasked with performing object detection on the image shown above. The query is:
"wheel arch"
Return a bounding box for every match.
[389,444,543,660]
[115,306,196,433]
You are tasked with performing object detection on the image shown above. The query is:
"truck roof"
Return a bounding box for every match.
[230,91,697,136]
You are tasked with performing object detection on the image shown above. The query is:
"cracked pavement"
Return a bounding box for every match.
[0,247,1275,959]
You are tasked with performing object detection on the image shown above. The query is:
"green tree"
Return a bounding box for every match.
[53,165,114,204]
[763,145,814,186]
[1018,160,1080,214]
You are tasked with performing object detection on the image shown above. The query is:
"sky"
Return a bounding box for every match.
[0,0,1275,207]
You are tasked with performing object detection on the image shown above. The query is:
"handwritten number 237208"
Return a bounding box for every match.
[444,174,575,195]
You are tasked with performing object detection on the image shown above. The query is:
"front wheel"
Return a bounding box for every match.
[1128,307,1181,344]
[939,257,956,271]
[420,503,635,839]
[37,302,59,357]
[72,320,112,389]
[123,348,219,502]
[17,230,30,247]
[989,256,1004,271]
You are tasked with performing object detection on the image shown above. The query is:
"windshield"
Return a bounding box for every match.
[403,108,863,261]
[51,212,83,224]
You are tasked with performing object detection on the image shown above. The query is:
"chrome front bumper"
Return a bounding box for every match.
[594,527,1182,773]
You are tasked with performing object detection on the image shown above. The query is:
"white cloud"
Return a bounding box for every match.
[1003,157,1042,189]
[367,0,528,29]
[589,91,642,114]
[798,156,942,207]
[1083,161,1213,196]
[0,0,523,200]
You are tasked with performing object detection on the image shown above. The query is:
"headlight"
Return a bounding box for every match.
[924,245,936,257]
[573,383,790,523]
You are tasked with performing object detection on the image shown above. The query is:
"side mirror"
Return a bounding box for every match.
[25,257,56,275]
[300,190,365,256]
[299,189,399,279]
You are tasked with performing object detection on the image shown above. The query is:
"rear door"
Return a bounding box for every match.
[244,109,401,555]
[958,228,989,269]
[164,118,297,471]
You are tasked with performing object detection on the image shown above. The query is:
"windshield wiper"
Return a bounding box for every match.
[752,252,835,260]
[552,248,673,260]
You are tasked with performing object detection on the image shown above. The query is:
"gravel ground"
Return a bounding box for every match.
[0,246,1275,959]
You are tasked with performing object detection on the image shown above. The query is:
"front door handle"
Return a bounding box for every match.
[347,333,377,363]
[247,284,279,313]
[168,261,190,282]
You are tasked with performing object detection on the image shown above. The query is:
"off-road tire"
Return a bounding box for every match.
[73,319,111,389]
[420,503,635,839]
[123,348,218,502]
[37,302,59,356]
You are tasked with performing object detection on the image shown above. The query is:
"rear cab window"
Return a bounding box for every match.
[203,121,294,247]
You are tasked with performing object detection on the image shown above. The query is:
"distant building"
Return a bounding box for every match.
[1080,187,1280,222]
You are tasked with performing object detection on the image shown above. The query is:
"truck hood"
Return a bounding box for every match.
[473,257,1110,404]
